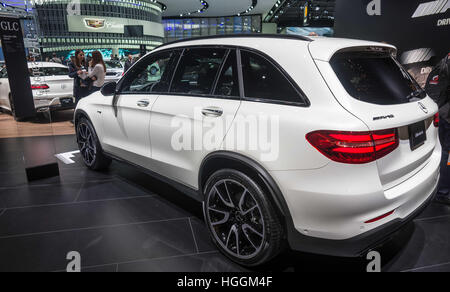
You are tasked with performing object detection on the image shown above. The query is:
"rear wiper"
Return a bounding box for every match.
[405,89,425,101]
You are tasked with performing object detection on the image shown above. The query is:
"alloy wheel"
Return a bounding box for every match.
[206,179,266,259]
[77,123,96,166]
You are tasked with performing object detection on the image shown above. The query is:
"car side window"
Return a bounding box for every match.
[120,50,176,94]
[240,50,304,104]
[214,50,240,98]
[170,48,227,95]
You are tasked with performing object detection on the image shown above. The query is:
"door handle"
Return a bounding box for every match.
[137,99,150,107]
[202,107,223,117]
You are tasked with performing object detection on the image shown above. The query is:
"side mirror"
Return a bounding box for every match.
[101,81,117,96]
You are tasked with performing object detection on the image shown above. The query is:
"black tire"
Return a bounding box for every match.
[203,169,284,267]
[76,117,111,171]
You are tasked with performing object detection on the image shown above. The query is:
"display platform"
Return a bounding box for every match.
[0,135,449,272]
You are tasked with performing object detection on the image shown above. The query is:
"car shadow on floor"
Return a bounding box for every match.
[109,160,419,272]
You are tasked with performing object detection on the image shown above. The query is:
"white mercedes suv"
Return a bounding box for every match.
[74,35,441,266]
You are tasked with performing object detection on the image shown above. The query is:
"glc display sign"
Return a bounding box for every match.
[0,16,35,119]
[67,15,164,38]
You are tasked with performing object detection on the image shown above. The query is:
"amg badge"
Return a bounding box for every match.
[373,114,395,121]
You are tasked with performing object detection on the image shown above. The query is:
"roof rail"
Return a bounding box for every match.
[155,34,312,50]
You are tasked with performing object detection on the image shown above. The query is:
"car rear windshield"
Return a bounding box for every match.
[330,51,425,105]
[28,67,68,76]
[105,61,122,69]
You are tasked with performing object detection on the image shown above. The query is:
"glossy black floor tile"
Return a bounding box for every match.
[0,168,113,188]
[0,170,29,188]
[1,135,450,272]
[56,167,116,184]
[383,217,450,272]
[0,148,24,162]
[76,179,153,202]
[0,159,25,173]
[0,196,191,238]
[407,262,450,272]
[51,135,78,154]
[189,217,216,253]
[416,202,450,220]
[117,252,247,272]
[0,219,196,272]
[0,135,77,161]
[0,183,82,209]
[81,264,118,272]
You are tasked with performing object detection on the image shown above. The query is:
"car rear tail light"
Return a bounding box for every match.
[31,84,49,90]
[434,113,439,127]
[364,210,395,224]
[306,129,399,164]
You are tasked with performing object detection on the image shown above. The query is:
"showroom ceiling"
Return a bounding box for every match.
[265,0,335,27]
[160,0,278,17]
[0,0,279,18]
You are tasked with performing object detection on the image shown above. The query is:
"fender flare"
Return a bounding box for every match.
[199,151,290,218]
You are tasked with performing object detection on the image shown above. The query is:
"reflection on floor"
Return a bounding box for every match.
[0,135,449,272]
[0,111,75,139]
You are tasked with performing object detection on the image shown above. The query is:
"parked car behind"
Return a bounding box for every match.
[104,60,124,83]
[0,62,75,117]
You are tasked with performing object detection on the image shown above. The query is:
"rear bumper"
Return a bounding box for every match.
[285,184,437,257]
[34,97,75,112]
[270,142,441,257]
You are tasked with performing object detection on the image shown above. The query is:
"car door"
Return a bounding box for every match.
[149,47,242,189]
[101,50,179,168]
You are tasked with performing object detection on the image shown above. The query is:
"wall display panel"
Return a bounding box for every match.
[162,15,262,42]
[334,0,450,65]
[67,15,164,38]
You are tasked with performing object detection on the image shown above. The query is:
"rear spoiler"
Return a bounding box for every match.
[308,38,397,62]
[332,46,398,58]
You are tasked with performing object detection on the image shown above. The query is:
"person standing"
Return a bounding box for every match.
[124,54,134,73]
[426,53,450,205]
[68,50,89,104]
[51,53,62,63]
[86,51,106,93]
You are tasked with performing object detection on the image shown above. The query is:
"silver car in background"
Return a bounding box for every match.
[0,62,74,117]
[104,60,124,83]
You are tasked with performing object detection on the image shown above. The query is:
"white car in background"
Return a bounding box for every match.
[74,35,441,266]
[104,60,124,83]
[0,62,74,117]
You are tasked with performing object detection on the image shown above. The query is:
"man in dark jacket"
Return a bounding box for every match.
[426,54,450,205]
[124,54,134,73]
